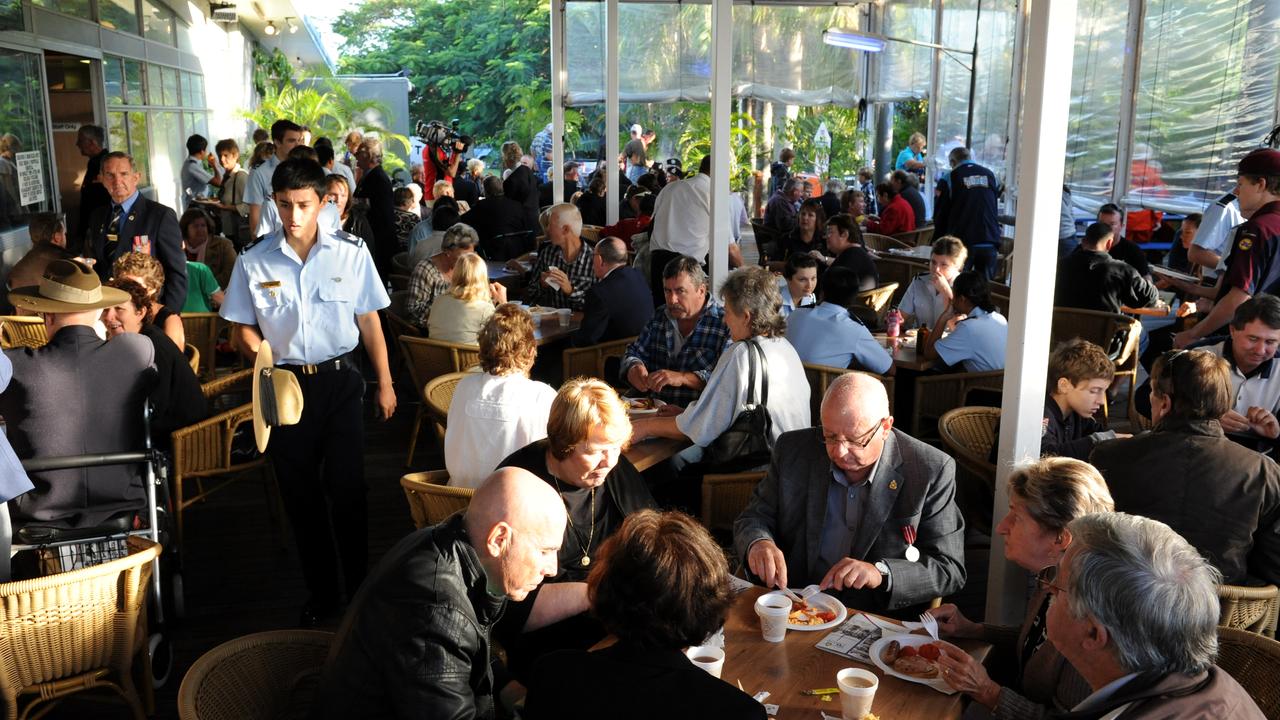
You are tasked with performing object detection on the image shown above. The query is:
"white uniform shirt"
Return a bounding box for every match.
[899,273,950,329]
[245,156,282,238]
[1192,193,1244,278]
[934,306,1008,372]
[220,226,389,365]
[444,372,557,489]
[649,174,732,258]
[1206,340,1280,418]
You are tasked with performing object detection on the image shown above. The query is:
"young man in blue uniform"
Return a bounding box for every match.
[221,158,397,626]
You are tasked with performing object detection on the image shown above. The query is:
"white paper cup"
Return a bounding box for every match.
[837,667,879,720]
[556,308,572,327]
[684,645,725,678]
[754,592,791,643]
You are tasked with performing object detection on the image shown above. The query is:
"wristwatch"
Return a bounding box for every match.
[874,560,891,579]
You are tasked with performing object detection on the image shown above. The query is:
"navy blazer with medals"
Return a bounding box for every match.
[87,193,187,310]
[734,426,966,616]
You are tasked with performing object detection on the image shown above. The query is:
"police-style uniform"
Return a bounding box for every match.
[934,306,1008,373]
[220,224,389,611]
[1218,150,1280,304]
[899,272,950,329]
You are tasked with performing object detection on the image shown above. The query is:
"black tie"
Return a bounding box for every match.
[104,204,123,257]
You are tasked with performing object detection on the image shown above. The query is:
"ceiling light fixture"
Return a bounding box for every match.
[822,28,887,53]
[263,20,277,36]
[287,17,298,33]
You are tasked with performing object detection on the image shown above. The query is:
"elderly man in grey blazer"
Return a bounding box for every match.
[734,373,965,615]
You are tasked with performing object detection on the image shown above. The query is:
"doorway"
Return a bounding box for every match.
[44,52,98,243]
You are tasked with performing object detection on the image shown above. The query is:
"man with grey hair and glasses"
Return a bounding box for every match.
[1044,512,1263,718]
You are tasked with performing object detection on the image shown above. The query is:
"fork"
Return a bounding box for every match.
[919,611,940,640]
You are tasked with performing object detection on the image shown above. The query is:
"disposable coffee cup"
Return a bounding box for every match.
[755,592,791,643]
[837,667,879,720]
[684,645,725,678]
[556,308,572,327]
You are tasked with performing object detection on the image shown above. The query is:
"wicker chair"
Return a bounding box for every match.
[401,470,474,529]
[170,403,273,555]
[391,251,412,275]
[581,225,603,243]
[182,312,222,381]
[802,363,895,422]
[1216,627,1280,716]
[1219,584,1280,637]
[1050,308,1141,422]
[939,407,1001,533]
[388,273,411,292]
[185,344,201,375]
[701,472,765,536]
[873,256,928,307]
[912,370,1005,438]
[562,336,636,384]
[852,282,899,327]
[200,368,253,403]
[177,629,333,720]
[423,371,469,447]
[399,336,482,466]
[0,536,160,720]
[0,315,46,350]
[750,221,782,265]
[863,233,912,253]
[893,226,935,247]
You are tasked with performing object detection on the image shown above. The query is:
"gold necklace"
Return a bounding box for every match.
[552,474,596,567]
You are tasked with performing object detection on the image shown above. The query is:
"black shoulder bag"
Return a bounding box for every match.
[703,339,774,472]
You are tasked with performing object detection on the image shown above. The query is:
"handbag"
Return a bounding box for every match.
[703,339,774,471]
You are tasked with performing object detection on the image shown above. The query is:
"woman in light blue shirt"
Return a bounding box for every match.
[921,271,1008,372]
[778,253,818,318]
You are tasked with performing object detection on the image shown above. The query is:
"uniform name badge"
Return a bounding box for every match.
[902,524,920,562]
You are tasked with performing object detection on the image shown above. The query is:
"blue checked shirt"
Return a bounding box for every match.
[524,240,595,310]
[620,300,732,406]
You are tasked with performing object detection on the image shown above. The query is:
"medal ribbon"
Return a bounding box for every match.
[901,525,917,546]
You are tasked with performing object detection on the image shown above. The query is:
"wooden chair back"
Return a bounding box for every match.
[802,363,895,421]
[912,370,1005,438]
[1219,584,1280,637]
[701,472,765,535]
[0,314,48,350]
[401,470,473,529]
[0,536,159,720]
[873,257,928,307]
[398,337,480,467]
[852,282,899,327]
[182,312,222,381]
[1050,307,1141,421]
[863,233,912,252]
[1216,627,1280,716]
[177,630,334,720]
[562,336,636,383]
[893,226,935,247]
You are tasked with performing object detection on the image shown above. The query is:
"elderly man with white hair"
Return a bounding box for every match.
[353,135,398,274]
[524,203,594,310]
[316,467,573,720]
[1045,513,1264,718]
[734,373,965,616]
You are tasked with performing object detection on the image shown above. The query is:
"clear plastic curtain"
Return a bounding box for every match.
[1063,0,1131,213]
[877,0,932,101]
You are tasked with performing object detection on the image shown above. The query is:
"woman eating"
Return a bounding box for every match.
[927,457,1114,717]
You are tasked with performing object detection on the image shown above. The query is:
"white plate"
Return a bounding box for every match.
[625,397,664,415]
[868,633,956,694]
[785,592,848,632]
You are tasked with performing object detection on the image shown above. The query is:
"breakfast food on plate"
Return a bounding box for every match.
[881,641,941,679]
[528,305,553,314]
[787,600,837,626]
[628,398,657,410]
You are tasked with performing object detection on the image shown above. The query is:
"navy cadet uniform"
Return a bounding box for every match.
[220,223,389,612]
[1218,199,1280,303]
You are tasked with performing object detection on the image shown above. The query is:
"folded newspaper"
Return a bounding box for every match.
[814,614,883,662]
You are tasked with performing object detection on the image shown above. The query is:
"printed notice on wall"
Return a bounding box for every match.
[15,151,44,206]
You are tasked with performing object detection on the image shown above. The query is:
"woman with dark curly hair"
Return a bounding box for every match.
[523,509,766,720]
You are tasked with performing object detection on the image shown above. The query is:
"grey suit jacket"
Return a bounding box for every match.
[734,427,965,614]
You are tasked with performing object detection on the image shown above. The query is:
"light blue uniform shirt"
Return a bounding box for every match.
[785,302,893,374]
[245,156,282,237]
[934,306,1008,372]
[777,279,815,319]
[899,273,949,329]
[219,226,390,366]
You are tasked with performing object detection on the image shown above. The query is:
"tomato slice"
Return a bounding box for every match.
[918,643,941,661]
[899,645,919,657]
[817,611,836,622]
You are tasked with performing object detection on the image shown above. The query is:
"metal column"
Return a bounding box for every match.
[605,0,620,225]
[550,0,566,204]
[708,0,733,288]
[1111,0,1147,207]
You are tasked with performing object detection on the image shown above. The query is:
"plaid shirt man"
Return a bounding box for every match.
[524,239,595,311]
[620,300,731,406]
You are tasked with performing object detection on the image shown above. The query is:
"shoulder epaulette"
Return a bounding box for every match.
[333,229,365,247]
[241,235,268,253]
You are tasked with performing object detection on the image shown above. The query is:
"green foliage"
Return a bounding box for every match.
[781,106,869,181]
[334,0,550,149]
[891,99,928,161]
[502,85,584,154]
[674,103,757,193]
[252,48,294,97]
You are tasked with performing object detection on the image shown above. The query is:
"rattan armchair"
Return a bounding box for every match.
[177,629,333,720]
[853,282,900,327]
[170,403,272,555]
[1219,583,1279,637]
[893,226,935,247]
[701,472,765,535]
[401,470,474,529]
[200,368,253,404]
[182,312,223,380]
[1216,627,1280,716]
[912,370,1005,438]
[0,315,46,350]
[562,336,636,384]
[185,344,201,375]
[423,372,469,447]
[399,336,482,466]
[872,256,927,307]
[939,407,1001,534]
[1050,307,1141,422]
[0,536,159,720]
[802,363,895,422]
[862,233,912,253]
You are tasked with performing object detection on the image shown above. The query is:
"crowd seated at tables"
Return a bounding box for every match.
[786,266,892,374]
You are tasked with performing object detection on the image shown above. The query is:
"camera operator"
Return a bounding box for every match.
[421,120,470,202]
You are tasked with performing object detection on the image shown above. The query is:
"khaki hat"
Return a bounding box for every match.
[252,339,303,452]
[9,259,129,313]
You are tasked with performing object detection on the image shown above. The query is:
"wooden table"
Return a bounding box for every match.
[532,312,583,346]
[722,587,989,719]
[873,334,933,372]
[623,436,691,472]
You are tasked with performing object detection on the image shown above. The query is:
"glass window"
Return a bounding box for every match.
[161,66,178,106]
[123,59,144,104]
[149,110,180,199]
[191,74,205,107]
[0,0,21,30]
[180,71,194,108]
[31,0,89,21]
[108,110,128,153]
[176,20,194,54]
[0,47,56,232]
[127,110,149,184]
[99,0,139,35]
[184,112,207,139]
[142,0,174,45]
[103,56,124,105]
[145,62,161,105]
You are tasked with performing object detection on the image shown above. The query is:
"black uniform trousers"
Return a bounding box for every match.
[268,363,367,607]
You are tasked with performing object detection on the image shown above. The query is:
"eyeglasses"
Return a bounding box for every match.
[1036,564,1065,597]
[821,418,888,450]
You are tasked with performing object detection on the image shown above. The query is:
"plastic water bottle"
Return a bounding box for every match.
[886,308,901,338]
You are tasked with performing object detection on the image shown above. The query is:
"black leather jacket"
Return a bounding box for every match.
[314,514,506,719]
